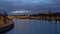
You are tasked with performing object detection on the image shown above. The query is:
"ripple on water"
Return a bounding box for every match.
[6,19,60,34]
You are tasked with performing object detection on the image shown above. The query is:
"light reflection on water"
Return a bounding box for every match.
[6,19,60,34]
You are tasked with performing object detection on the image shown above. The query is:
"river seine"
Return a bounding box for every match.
[6,19,60,34]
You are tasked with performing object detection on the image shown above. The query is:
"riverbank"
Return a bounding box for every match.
[0,22,14,33]
[7,12,60,20]
[0,12,14,33]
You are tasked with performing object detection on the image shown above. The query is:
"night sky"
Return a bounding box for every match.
[0,0,60,15]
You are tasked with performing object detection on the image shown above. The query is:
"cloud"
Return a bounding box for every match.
[0,0,60,15]
[12,10,30,13]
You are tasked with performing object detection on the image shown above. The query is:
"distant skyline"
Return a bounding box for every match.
[0,0,60,15]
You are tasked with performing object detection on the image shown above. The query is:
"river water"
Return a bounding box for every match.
[6,19,60,34]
